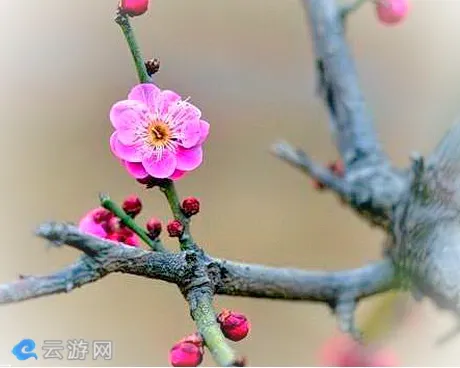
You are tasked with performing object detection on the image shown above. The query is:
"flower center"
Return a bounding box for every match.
[144,120,179,161]
[147,121,171,147]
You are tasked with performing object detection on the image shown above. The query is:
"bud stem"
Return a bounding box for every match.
[114,11,151,84]
[159,180,195,250]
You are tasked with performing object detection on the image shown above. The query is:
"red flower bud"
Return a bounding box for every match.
[119,0,149,17]
[312,180,326,191]
[106,229,139,247]
[169,342,203,367]
[328,160,344,177]
[376,0,409,25]
[178,333,204,348]
[181,197,200,217]
[122,195,142,217]
[117,226,134,239]
[92,208,113,224]
[106,232,122,243]
[101,217,120,234]
[146,217,162,239]
[217,309,250,342]
[167,220,184,238]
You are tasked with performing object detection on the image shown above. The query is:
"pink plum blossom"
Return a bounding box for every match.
[109,83,210,180]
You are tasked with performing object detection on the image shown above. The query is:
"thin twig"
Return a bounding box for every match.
[99,193,166,252]
[272,141,351,198]
[114,11,151,84]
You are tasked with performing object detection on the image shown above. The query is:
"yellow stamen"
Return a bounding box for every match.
[147,121,171,147]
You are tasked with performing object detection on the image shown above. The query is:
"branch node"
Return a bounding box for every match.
[335,297,362,340]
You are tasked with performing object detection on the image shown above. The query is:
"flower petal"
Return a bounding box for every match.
[78,210,107,238]
[169,169,187,181]
[197,120,210,145]
[172,101,201,123]
[109,99,149,130]
[123,160,149,179]
[158,90,182,117]
[180,119,202,148]
[128,83,161,113]
[110,132,142,162]
[142,150,177,179]
[176,145,203,171]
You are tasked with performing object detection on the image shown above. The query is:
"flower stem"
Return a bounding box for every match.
[341,0,370,17]
[99,193,166,252]
[159,180,195,250]
[115,11,151,84]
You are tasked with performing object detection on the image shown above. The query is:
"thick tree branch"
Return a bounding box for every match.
[272,0,408,230]
[214,258,395,302]
[214,257,396,337]
[0,223,398,339]
[303,0,386,168]
[0,224,185,305]
[0,260,102,305]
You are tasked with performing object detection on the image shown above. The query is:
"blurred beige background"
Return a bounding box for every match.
[0,0,460,366]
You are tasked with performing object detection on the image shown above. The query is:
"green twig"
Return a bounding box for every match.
[99,194,166,252]
[115,11,151,84]
[190,292,238,367]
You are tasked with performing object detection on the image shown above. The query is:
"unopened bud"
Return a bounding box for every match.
[122,195,142,217]
[181,197,200,217]
[375,0,409,25]
[169,342,203,367]
[119,0,149,17]
[217,309,250,342]
[167,220,184,238]
[146,217,162,239]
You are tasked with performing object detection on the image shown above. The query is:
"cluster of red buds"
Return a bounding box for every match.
[169,310,250,367]
[85,195,144,246]
[143,197,201,241]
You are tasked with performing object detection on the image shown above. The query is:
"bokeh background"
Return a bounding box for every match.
[1,0,460,366]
